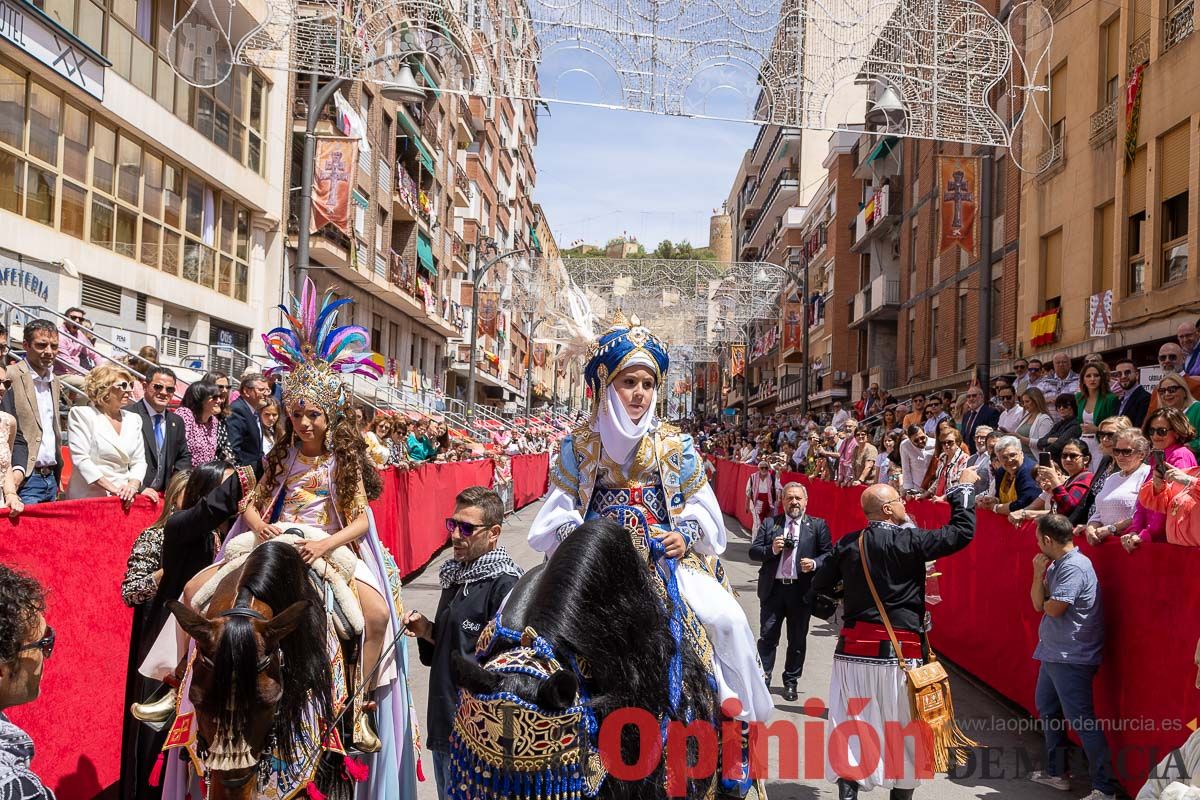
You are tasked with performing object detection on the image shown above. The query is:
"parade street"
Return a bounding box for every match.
[403,500,1075,800]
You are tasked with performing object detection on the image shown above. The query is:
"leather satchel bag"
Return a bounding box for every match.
[858,532,978,772]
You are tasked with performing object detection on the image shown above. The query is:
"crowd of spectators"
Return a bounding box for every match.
[691,314,1200,552]
[0,311,564,512]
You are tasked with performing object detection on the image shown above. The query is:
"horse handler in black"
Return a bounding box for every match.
[403,486,523,800]
[749,481,831,702]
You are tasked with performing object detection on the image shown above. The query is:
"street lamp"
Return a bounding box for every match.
[465,236,529,420]
[524,316,547,418]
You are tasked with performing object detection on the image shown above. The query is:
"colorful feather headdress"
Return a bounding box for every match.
[262,278,384,417]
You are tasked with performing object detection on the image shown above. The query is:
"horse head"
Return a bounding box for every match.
[168,540,332,797]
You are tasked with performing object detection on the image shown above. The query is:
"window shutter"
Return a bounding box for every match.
[1050,67,1066,124]
[1105,22,1120,81]
[81,275,122,315]
[1161,124,1190,200]
[1127,148,1147,214]
[1097,203,1114,293]
[1042,230,1063,302]
[1134,0,1150,36]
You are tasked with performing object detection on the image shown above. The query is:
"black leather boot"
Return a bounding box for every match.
[889,789,915,800]
[837,779,859,800]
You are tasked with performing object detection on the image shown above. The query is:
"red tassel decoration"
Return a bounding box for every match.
[148,753,165,788]
[342,757,369,783]
[416,757,426,782]
[305,781,327,800]
[199,780,208,799]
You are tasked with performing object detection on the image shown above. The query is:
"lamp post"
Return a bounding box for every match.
[465,237,529,420]
[523,316,546,418]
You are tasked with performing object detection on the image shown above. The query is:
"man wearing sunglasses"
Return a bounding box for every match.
[1112,358,1150,428]
[0,564,54,800]
[125,366,192,494]
[404,487,523,798]
[55,307,97,407]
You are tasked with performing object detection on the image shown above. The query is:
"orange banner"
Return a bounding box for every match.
[730,345,746,378]
[532,344,548,367]
[311,137,359,234]
[782,302,804,352]
[477,291,501,337]
[937,155,980,258]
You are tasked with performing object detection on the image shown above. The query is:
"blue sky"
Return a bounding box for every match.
[531,104,758,251]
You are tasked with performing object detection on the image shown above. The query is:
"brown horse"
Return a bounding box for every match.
[168,540,336,800]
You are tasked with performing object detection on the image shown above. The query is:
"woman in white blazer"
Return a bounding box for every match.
[66,364,148,504]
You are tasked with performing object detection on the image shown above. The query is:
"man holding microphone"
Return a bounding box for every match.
[749,481,832,702]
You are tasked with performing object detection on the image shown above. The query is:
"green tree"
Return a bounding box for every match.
[674,240,695,259]
[655,239,674,259]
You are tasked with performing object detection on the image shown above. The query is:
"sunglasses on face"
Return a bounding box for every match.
[149,382,173,393]
[1149,426,1171,437]
[1098,431,1116,440]
[1014,364,1028,371]
[941,439,957,446]
[67,316,84,323]
[1112,447,1136,456]
[1161,385,1185,395]
[17,626,54,659]
[112,381,132,392]
[1159,355,1179,363]
[445,518,489,537]
[1061,451,1084,460]
[1029,366,1042,373]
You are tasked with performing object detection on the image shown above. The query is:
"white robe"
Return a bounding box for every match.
[744,470,783,536]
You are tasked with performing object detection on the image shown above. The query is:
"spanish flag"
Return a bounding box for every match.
[1030,309,1059,347]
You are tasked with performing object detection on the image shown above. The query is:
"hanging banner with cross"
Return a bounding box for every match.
[937,155,981,259]
[311,136,359,235]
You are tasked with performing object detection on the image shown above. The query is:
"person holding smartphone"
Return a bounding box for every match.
[1120,409,1199,552]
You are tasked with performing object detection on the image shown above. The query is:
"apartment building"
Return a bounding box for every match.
[0,0,288,374]
[1017,0,1198,362]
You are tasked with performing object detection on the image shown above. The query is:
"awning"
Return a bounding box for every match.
[416,233,436,276]
[417,62,442,99]
[398,111,435,174]
[865,136,898,164]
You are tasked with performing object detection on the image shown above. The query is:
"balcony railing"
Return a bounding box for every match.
[1128,32,1150,73]
[1165,0,1194,51]
[395,162,420,214]
[1089,99,1117,146]
[1036,135,1065,177]
[421,114,439,147]
[454,163,471,196]
[852,185,896,250]
[746,170,800,243]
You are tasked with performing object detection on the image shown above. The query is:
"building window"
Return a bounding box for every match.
[930,300,939,358]
[1160,123,1189,284]
[1048,65,1066,145]
[955,291,968,350]
[1126,147,1147,294]
[1041,229,1063,307]
[1094,202,1114,293]
[1101,19,1120,104]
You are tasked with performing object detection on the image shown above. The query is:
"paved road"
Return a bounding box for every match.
[401,499,1083,799]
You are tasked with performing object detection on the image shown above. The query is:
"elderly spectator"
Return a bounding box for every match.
[1153,372,1200,457]
[1039,393,1084,465]
[1012,359,1032,393]
[0,565,54,800]
[258,398,282,454]
[226,372,269,466]
[1076,361,1118,465]
[1113,358,1151,428]
[830,401,850,430]
[901,394,926,429]
[1027,358,1046,386]
[923,394,949,435]
[388,419,412,468]
[1078,428,1150,546]
[176,381,234,466]
[0,363,19,516]
[1012,387,1054,460]
[848,427,877,486]
[967,427,996,496]
[1145,407,1198,472]
[1037,352,1080,397]
[899,424,935,496]
[66,364,147,505]
[1072,416,1133,523]
[926,426,971,500]
[1180,319,1200,376]
[1119,413,1198,553]
[978,435,1039,516]
[835,419,860,485]
[3,321,61,506]
[126,365,192,496]
[407,419,436,463]
[1010,439,1095,525]
[1158,342,1186,374]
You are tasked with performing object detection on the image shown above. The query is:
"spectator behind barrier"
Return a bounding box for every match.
[66,364,148,506]
[978,435,1039,517]
[1078,429,1149,546]
[5,321,62,507]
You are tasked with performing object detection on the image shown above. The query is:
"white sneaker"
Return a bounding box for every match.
[1028,771,1071,791]
[1079,792,1116,800]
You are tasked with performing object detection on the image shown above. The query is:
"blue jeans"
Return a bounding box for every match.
[17,472,57,505]
[1035,661,1118,794]
[431,750,451,799]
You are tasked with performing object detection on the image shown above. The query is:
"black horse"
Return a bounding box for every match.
[170,541,348,800]
[454,518,736,800]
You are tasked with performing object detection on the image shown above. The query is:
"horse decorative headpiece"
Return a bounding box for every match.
[583,312,669,403]
[447,622,605,800]
[263,278,384,417]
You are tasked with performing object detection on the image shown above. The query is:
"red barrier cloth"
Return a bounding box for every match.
[0,496,159,800]
[511,453,549,510]
[711,459,1200,794]
[374,459,495,577]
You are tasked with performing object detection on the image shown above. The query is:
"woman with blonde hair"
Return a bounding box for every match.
[66,363,147,504]
[363,412,394,468]
[1154,372,1200,457]
[1013,386,1054,460]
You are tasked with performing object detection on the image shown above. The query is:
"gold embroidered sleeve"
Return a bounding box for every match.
[681,462,709,500]
[344,477,369,522]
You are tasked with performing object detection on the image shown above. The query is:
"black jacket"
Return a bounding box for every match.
[225,397,264,467]
[124,401,193,491]
[958,404,1000,454]
[749,513,832,602]
[809,486,976,634]
[1038,416,1083,463]
[417,573,519,751]
[1116,385,1151,429]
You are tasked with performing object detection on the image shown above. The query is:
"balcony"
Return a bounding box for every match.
[749,377,779,407]
[851,185,899,253]
[1165,0,1194,51]
[394,162,420,221]
[852,135,901,181]
[745,170,801,249]
[849,273,901,328]
[451,231,468,272]
[1089,99,1117,147]
[421,114,440,148]
[453,164,471,207]
[1128,32,1150,73]
[455,96,474,146]
[1036,135,1065,179]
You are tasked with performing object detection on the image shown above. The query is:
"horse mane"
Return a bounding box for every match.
[520,519,675,717]
[207,541,332,761]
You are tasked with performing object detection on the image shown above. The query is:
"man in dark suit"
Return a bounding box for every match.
[226,372,268,466]
[125,365,193,495]
[1112,358,1150,428]
[749,481,832,701]
[958,384,1000,454]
